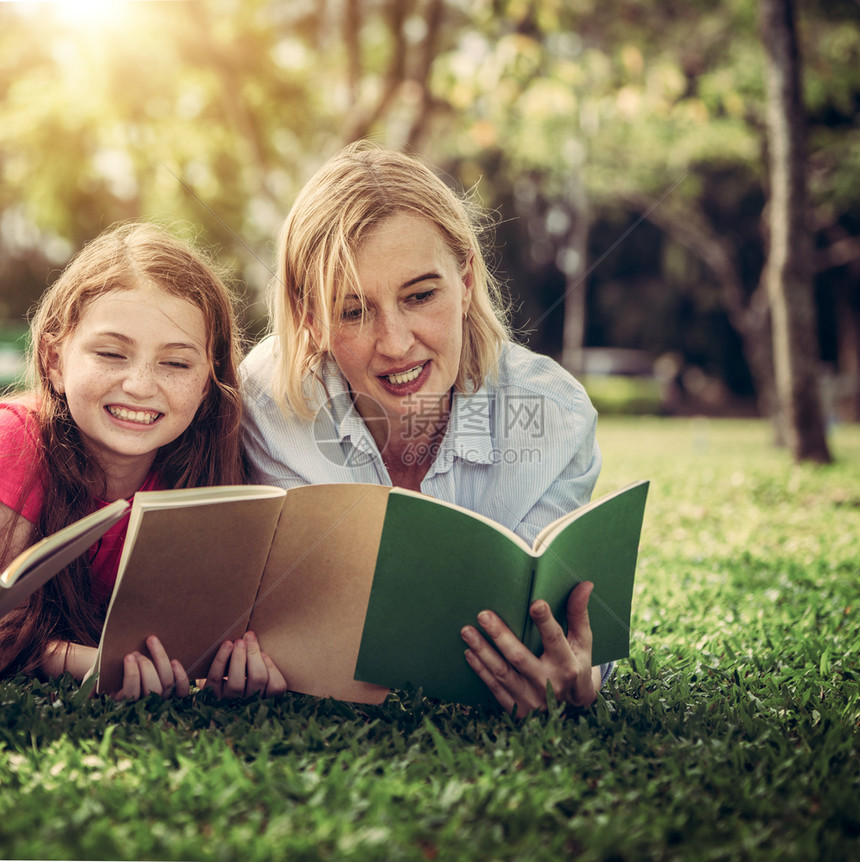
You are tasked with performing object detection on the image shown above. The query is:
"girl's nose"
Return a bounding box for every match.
[121,362,159,399]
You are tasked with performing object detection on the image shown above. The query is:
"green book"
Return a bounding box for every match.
[355,480,649,707]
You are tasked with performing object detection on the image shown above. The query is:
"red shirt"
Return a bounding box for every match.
[0,402,164,602]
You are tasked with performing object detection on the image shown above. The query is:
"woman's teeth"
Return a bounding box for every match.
[385,364,425,385]
[108,406,160,425]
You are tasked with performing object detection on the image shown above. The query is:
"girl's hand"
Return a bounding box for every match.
[113,635,190,700]
[460,581,600,716]
[203,631,288,699]
[44,641,98,681]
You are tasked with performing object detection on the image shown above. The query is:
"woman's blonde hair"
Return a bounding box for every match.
[269,141,510,417]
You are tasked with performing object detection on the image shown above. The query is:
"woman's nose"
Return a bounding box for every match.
[374,311,415,358]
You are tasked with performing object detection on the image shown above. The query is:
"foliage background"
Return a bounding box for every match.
[1,0,858,413]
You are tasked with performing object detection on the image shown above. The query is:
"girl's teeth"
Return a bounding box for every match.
[386,364,424,385]
[108,407,159,424]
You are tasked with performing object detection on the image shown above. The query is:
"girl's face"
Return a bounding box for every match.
[48,282,211,492]
[324,212,473,437]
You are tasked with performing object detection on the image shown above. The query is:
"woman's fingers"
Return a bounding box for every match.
[564,581,595,652]
[461,615,545,715]
[462,638,518,714]
[461,587,598,715]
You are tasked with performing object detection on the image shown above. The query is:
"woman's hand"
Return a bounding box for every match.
[460,581,601,716]
[113,635,190,700]
[202,631,288,699]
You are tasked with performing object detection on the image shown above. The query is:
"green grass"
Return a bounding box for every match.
[1,417,858,861]
[580,374,665,414]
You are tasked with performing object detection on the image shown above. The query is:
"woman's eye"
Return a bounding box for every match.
[96,351,125,360]
[410,290,435,304]
[341,306,365,323]
[162,360,191,370]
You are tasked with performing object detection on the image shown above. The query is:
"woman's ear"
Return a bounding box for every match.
[461,250,475,317]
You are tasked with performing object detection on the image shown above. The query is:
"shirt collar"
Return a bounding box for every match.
[316,358,380,450]
[315,358,496,469]
[429,384,496,475]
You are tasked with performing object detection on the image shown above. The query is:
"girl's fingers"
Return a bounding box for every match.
[134,652,164,696]
[204,640,234,697]
[115,652,142,700]
[223,637,248,698]
[145,636,176,692]
[261,651,289,697]
[242,632,268,696]
[171,659,190,698]
[202,635,289,700]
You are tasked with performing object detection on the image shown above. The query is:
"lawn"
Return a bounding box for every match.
[1,417,858,861]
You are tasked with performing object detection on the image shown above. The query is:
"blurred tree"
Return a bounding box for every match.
[759,0,830,462]
[553,0,859,429]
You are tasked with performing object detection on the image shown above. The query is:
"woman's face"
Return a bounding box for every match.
[324,212,473,437]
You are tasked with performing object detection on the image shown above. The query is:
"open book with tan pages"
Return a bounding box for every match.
[0,499,129,617]
[2,480,649,707]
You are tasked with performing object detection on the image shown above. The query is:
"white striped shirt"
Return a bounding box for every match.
[241,338,601,545]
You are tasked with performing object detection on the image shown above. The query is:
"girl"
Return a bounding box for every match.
[0,222,286,700]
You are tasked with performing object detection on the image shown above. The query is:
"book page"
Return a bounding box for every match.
[120,484,286,511]
[249,483,392,705]
[529,480,648,663]
[0,500,129,616]
[95,491,287,694]
[531,480,647,553]
[391,487,533,553]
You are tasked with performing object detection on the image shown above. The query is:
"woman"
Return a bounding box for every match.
[241,142,605,715]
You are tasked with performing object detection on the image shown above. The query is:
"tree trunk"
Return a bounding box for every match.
[561,180,589,376]
[628,195,779,427]
[759,0,831,462]
[818,224,860,422]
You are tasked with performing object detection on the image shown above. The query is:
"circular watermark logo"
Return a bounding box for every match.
[312,393,389,468]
